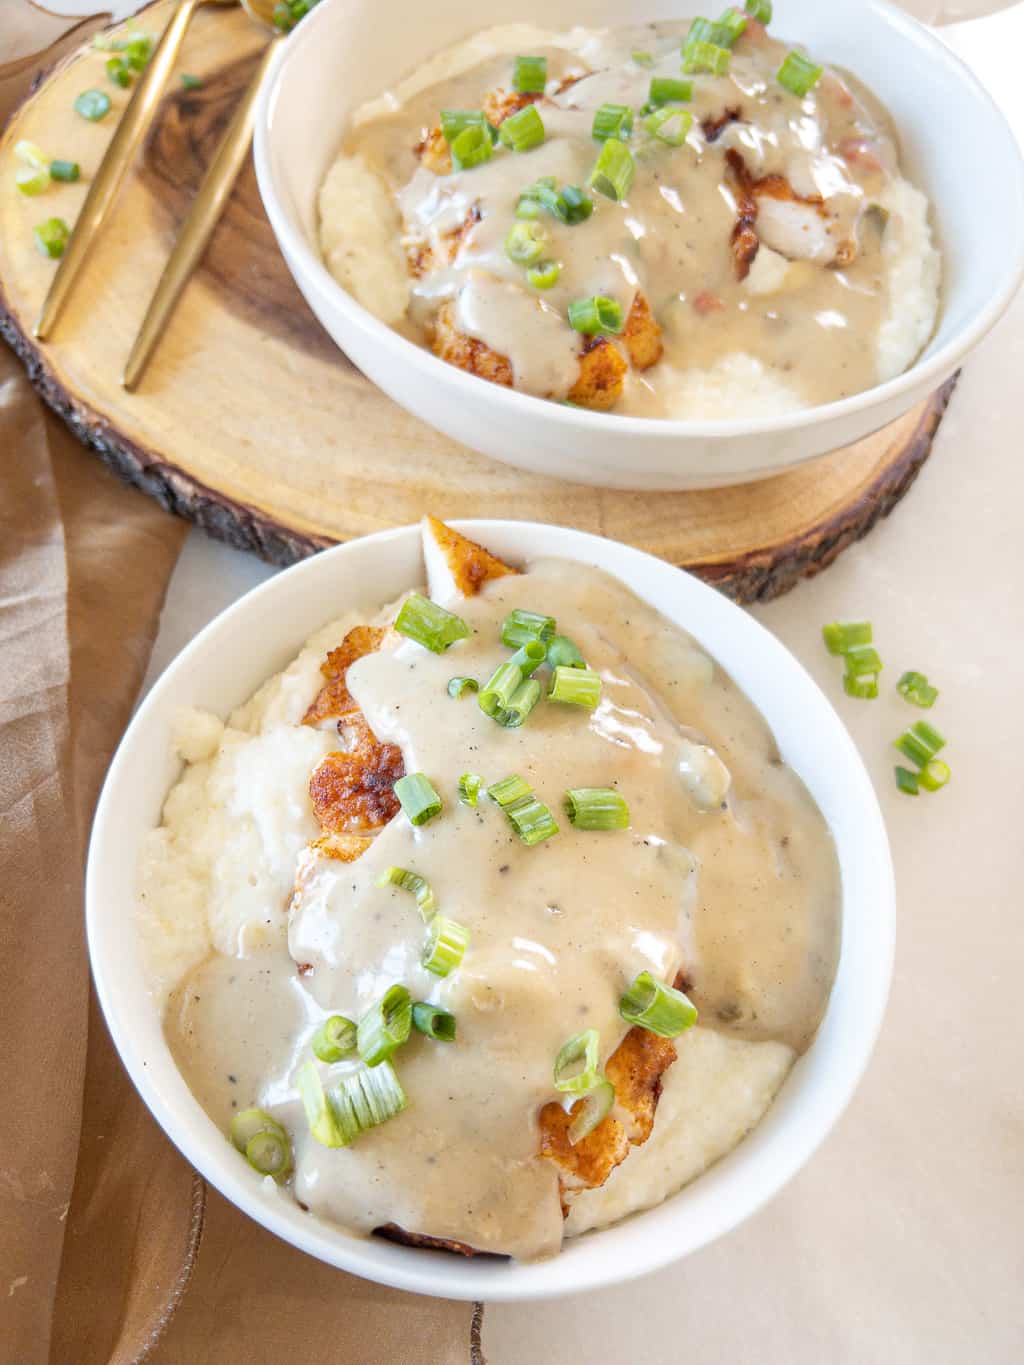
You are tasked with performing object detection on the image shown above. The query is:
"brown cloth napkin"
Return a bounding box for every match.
[1,9,480,1360]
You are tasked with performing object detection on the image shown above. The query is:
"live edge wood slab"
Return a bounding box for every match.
[0,2,956,603]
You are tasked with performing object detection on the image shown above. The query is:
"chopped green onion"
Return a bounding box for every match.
[450,123,494,171]
[123,35,153,70]
[423,915,470,977]
[843,674,878,700]
[488,774,533,808]
[527,260,561,289]
[230,1107,289,1155]
[499,104,546,153]
[393,773,443,827]
[16,165,49,197]
[649,77,693,105]
[715,8,749,46]
[458,772,482,806]
[745,0,773,20]
[447,675,479,699]
[682,40,731,75]
[394,592,470,652]
[505,794,559,845]
[516,197,542,220]
[495,678,543,728]
[357,984,412,1067]
[919,758,950,792]
[644,107,694,146]
[894,720,945,768]
[513,55,547,93]
[554,1028,601,1095]
[549,665,602,708]
[49,160,80,183]
[106,57,133,88]
[518,180,592,225]
[505,220,547,265]
[568,296,624,335]
[592,103,634,142]
[632,49,654,66]
[296,1061,345,1146]
[501,608,557,648]
[508,639,547,677]
[34,218,69,259]
[546,635,586,669]
[588,137,635,201]
[441,109,497,144]
[777,50,823,97]
[894,765,919,796]
[14,140,48,168]
[244,1130,291,1180]
[376,865,437,920]
[412,1002,457,1041]
[311,1014,358,1063]
[568,1077,614,1144]
[74,90,111,122]
[479,660,525,718]
[686,17,719,44]
[844,644,883,679]
[333,1060,407,1143]
[897,671,939,709]
[558,184,593,223]
[180,74,203,91]
[564,787,629,830]
[619,970,698,1036]
[822,620,872,655]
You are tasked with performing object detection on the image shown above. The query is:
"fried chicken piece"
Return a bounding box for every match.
[725,149,855,272]
[568,335,628,410]
[415,123,452,176]
[482,88,540,127]
[303,625,387,728]
[422,514,518,601]
[702,106,742,143]
[308,713,404,835]
[725,148,761,281]
[621,292,663,370]
[374,1224,487,1258]
[431,299,514,387]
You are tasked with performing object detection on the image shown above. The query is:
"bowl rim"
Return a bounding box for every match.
[254,0,1024,442]
[86,519,895,1301]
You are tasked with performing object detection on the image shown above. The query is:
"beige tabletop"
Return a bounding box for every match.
[126,6,1024,1361]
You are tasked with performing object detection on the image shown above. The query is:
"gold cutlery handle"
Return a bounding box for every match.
[34,0,203,341]
[121,37,280,392]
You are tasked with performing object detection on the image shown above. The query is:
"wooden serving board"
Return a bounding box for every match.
[0,2,956,602]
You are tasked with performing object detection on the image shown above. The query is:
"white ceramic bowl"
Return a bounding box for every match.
[255,0,1024,491]
[88,521,894,1301]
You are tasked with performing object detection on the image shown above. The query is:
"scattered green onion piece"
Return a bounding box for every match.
[777,50,823,97]
[505,794,559,845]
[527,260,561,289]
[49,159,80,183]
[357,984,412,1067]
[513,55,547,93]
[488,774,533,808]
[558,184,593,224]
[458,772,482,807]
[549,664,602,708]
[106,56,133,88]
[393,772,443,827]
[632,49,654,66]
[619,970,698,1036]
[567,1077,614,1144]
[333,1060,407,1143]
[896,670,939,708]
[181,74,203,91]
[16,165,49,197]
[505,220,547,265]
[423,915,470,977]
[441,109,488,143]
[568,295,624,335]
[844,644,883,679]
[919,758,950,792]
[394,592,470,652]
[822,619,873,655]
[745,0,773,21]
[715,8,749,46]
[376,865,437,920]
[553,1028,601,1095]
[843,674,879,700]
[447,675,479,699]
[686,17,719,44]
[74,90,111,121]
[230,1107,289,1154]
[123,35,153,70]
[311,1014,358,1063]
[546,634,586,669]
[451,123,493,171]
[515,196,542,220]
[296,1060,346,1146]
[499,104,546,153]
[894,720,946,768]
[649,77,693,105]
[34,218,69,259]
[479,660,525,718]
[894,765,919,796]
[644,107,694,146]
[588,137,635,201]
[508,639,547,677]
[564,787,629,830]
[244,1130,291,1180]
[592,103,634,142]
[273,2,295,30]
[92,32,125,51]
[412,1002,457,1041]
[495,678,543,729]
[15,140,49,168]
[682,40,731,75]
[518,180,592,225]
[501,608,557,648]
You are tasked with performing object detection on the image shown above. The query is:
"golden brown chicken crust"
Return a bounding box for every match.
[309,715,405,835]
[415,123,452,176]
[621,292,663,371]
[482,89,541,126]
[725,148,760,281]
[568,335,628,410]
[310,832,374,862]
[374,1223,489,1258]
[431,300,515,387]
[303,625,387,727]
[423,515,519,594]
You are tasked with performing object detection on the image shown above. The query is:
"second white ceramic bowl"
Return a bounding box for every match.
[87,520,894,1301]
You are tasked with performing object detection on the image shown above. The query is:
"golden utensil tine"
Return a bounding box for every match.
[34,0,212,341]
[121,37,280,392]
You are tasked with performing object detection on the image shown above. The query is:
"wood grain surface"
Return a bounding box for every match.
[0,1,956,601]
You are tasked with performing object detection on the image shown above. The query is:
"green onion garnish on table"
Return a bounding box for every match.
[546,635,586,670]
[357,984,412,1067]
[592,103,634,142]
[745,0,773,21]
[74,89,111,122]
[34,218,70,259]
[649,77,693,105]
[311,1014,358,1063]
[894,720,945,769]
[549,665,602,708]
[645,107,694,146]
[513,55,548,93]
[843,674,878,700]
[500,104,546,153]
[683,39,731,76]
[632,49,654,66]
[334,1060,408,1142]
[412,1002,457,1041]
[564,787,630,830]
[501,608,557,648]
[230,1108,291,1177]
[588,137,635,201]
[897,670,939,708]
[567,1077,614,1144]
[394,592,470,652]
[619,971,698,1036]
[297,1061,346,1147]
[14,141,51,195]
[777,50,823,97]
[49,159,80,183]
[919,758,951,792]
[423,915,470,977]
[894,765,919,796]
[527,260,561,289]
[106,56,133,88]
[451,123,494,171]
[822,620,872,655]
[447,675,479,699]
[567,296,624,335]
[553,1028,601,1094]
[458,772,482,806]
[181,73,203,91]
[393,773,443,827]
[376,865,437,919]
[843,644,883,679]
[505,221,547,265]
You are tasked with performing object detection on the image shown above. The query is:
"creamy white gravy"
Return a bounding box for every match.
[163,560,840,1261]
